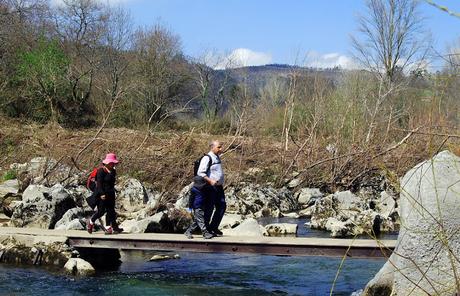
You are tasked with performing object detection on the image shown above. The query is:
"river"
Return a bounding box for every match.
[0,251,384,295]
[0,218,394,295]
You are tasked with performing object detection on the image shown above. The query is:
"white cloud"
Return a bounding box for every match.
[305,51,357,69]
[210,48,272,70]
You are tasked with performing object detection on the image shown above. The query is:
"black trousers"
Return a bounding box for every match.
[90,196,116,227]
[209,185,226,231]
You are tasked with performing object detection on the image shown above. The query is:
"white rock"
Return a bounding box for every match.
[224,218,266,237]
[334,191,364,211]
[149,254,180,261]
[287,178,301,189]
[10,184,76,229]
[54,208,85,229]
[265,223,298,236]
[174,183,193,209]
[296,188,323,206]
[298,207,313,218]
[64,258,95,276]
[0,179,19,198]
[219,214,243,229]
[119,212,168,233]
[325,217,350,238]
[376,191,396,218]
[281,212,300,218]
[363,151,460,296]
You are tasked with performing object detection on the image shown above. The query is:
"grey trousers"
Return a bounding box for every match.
[186,208,209,234]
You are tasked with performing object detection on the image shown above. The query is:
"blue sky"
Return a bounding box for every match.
[111,0,460,69]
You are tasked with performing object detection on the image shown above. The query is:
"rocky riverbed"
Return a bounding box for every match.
[0,156,400,239]
[0,154,401,278]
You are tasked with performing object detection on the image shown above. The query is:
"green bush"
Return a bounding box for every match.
[2,170,16,181]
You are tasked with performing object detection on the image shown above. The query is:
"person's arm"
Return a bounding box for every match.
[96,168,107,200]
[197,155,217,186]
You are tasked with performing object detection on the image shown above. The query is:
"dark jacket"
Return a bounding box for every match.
[95,166,116,199]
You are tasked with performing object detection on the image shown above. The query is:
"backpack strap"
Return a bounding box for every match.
[205,154,212,174]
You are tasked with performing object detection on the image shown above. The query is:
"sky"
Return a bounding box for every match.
[104,0,460,70]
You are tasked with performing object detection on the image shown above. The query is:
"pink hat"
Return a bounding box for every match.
[102,153,119,164]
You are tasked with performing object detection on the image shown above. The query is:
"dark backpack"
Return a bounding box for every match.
[86,167,99,191]
[193,154,212,176]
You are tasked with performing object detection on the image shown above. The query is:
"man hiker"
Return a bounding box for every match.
[199,140,226,236]
[185,140,226,238]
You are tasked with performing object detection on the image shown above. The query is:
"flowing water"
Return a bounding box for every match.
[0,219,394,295]
[0,250,386,296]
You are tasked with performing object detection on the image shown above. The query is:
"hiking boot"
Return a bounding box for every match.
[86,220,94,234]
[113,226,124,234]
[105,227,113,235]
[185,231,193,239]
[211,229,223,236]
[203,232,214,239]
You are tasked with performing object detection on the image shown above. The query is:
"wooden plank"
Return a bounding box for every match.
[0,227,396,258]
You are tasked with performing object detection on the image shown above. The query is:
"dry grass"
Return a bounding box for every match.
[0,117,459,196]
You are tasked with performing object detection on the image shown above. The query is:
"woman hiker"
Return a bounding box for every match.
[87,153,123,234]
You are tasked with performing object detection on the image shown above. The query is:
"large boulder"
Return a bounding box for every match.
[10,184,76,228]
[224,218,267,237]
[65,185,92,209]
[116,178,160,213]
[296,188,323,208]
[64,258,95,276]
[0,179,19,200]
[54,208,86,230]
[226,184,300,217]
[0,179,21,216]
[174,183,194,209]
[363,151,460,296]
[10,157,82,187]
[0,236,74,267]
[119,212,170,233]
[308,190,396,237]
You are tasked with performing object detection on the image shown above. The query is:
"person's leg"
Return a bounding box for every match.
[105,197,116,231]
[194,207,213,238]
[90,199,106,223]
[88,198,106,233]
[203,186,216,229]
[185,218,198,238]
[209,186,226,234]
[185,187,201,238]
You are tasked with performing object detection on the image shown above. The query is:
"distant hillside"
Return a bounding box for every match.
[216,64,346,90]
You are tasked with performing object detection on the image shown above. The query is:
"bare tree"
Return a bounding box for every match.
[351,0,431,143]
[97,6,133,104]
[72,5,134,168]
[192,50,233,125]
[351,0,430,82]
[53,0,108,119]
[131,24,183,124]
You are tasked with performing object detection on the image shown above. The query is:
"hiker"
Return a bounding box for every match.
[199,140,226,236]
[184,183,215,239]
[87,153,122,235]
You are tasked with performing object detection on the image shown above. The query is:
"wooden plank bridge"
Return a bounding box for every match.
[0,227,396,258]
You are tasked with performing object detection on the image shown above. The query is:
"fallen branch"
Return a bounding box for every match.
[372,127,422,159]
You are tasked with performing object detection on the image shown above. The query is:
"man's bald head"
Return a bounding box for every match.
[209,140,223,155]
[209,140,222,148]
